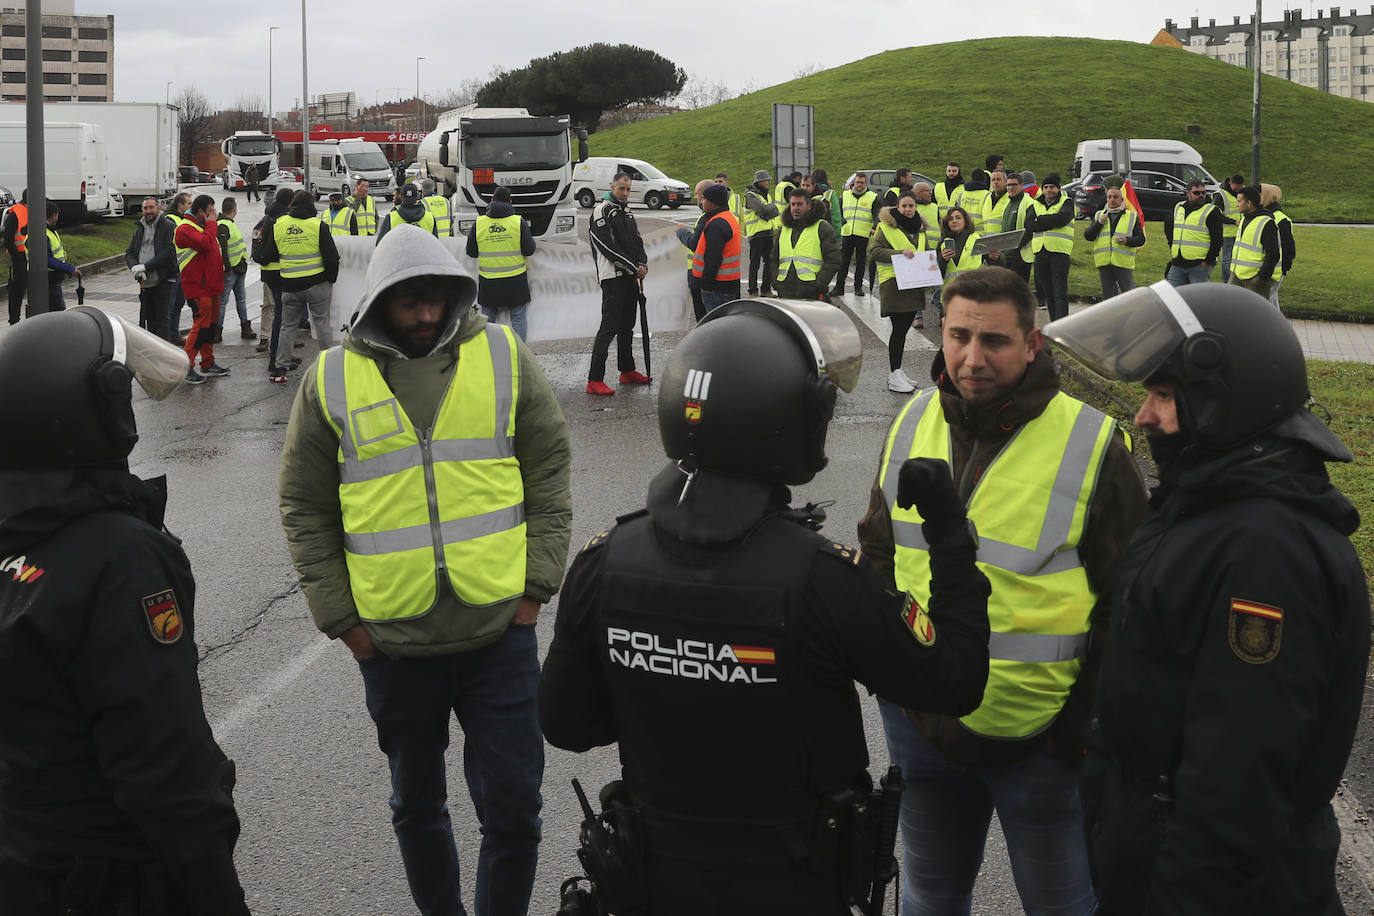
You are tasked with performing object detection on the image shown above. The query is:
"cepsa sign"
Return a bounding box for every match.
[385,132,428,142]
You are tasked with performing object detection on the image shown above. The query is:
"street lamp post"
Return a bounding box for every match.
[416,57,426,130]
[301,0,311,192]
[165,81,172,105]
[268,26,279,136]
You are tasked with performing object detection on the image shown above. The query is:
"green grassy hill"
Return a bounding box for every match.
[590,36,1373,222]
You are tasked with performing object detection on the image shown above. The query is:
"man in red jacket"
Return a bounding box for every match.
[174,195,228,383]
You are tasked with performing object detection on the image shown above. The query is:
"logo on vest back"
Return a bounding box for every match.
[487,223,508,234]
[606,627,778,685]
[285,225,304,236]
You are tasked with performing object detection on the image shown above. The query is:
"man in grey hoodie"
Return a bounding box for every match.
[279,225,572,916]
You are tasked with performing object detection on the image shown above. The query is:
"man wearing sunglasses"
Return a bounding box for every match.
[1162,180,1223,287]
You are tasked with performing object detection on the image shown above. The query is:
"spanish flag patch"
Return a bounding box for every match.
[731,645,777,665]
[1228,597,1283,664]
[141,589,184,645]
[902,593,936,647]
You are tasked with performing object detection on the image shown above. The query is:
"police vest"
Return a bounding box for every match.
[475,213,527,279]
[984,194,1033,260]
[315,324,526,617]
[29,227,65,267]
[914,202,940,250]
[1031,196,1074,255]
[8,202,26,254]
[1217,189,1241,240]
[1231,213,1275,281]
[273,214,326,281]
[955,188,989,232]
[168,214,196,273]
[934,182,958,222]
[942,232,983,281]
[596,511,867,824]
[741,189,773,238]
[326,206,356,236]
[1091,210,1139,269]
[425,195,452,236]
[874,222,925,287]
[777,223,824,283]
[222,219,246,268]
[350,195,377,235]
[878,389,1115,739]
[840,189,877,238]
[692,210,742,283]
[385,207,436,235]
[1170,202,1216,262]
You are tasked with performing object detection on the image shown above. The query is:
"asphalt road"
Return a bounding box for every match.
[73,182,1374,915]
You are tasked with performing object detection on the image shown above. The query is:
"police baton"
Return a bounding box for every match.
[867,765,904,915]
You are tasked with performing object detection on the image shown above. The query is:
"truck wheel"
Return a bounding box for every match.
[645,191,663,210]
[577,188,596,209]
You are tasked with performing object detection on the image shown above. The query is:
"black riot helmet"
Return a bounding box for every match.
[0,307,189,469]
[1045,281,1351,460]
[658,298,862,485]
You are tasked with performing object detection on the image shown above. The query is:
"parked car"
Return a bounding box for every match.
[843,169,938,194]
[178,165,216,185]
[1071,170,1200,221]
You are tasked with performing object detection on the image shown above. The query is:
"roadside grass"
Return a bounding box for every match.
[56,215,137,268]
[1064,225,1374,318]
[1057,352,1374,589]
[591,37,1374,222]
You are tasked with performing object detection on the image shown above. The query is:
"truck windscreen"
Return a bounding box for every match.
[232,138,276,156]
[464,135,569,170]
[345,151,390,171]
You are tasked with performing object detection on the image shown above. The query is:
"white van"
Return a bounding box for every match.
[0,121,122,223]
[307,138,394,200]
[1071,140,1218,187]
[572,156,691,210]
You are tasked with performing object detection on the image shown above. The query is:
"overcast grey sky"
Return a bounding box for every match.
[99,0,1283,112]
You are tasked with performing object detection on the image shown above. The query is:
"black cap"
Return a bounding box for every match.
[1042,173,1062,187]
[702,184,730,207]
[328,192,344,202]
[401,184,422,205]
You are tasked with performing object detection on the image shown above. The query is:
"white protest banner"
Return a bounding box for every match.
[328,219,694,342]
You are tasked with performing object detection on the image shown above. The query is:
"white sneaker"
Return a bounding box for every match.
[888,368,916,393]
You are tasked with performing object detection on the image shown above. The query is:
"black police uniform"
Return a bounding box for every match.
[540,465,991,916]
[1082,436,1370,915]
[0,468,250,916]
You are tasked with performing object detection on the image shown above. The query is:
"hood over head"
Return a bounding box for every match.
[350,225,477,357]
[486,199,515,218]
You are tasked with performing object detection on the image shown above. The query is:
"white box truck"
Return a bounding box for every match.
[1071,139,1219,187]
[572,156,691,210]
[0,102,178,210]
[417,107,588,242]
[0,121,122,222]
[306,138,394,199]
[221,130,281,191]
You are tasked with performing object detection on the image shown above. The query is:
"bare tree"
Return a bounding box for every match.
[792,62,823,79]
[175,85,215,166]
[216,94,265,134]
[676,74,734,110]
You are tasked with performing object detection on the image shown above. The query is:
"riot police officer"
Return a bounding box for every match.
[1045,282,1370,914]
[0,307,252,915]
[539,298,992,915]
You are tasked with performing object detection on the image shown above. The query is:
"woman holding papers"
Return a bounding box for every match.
[870,190,930,393]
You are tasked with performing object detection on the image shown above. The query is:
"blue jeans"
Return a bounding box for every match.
[167,277,185,339]
[46,282,66,312]
[1219,237,1236,282]
[265,277,285,373]
[220,269,247,324]
[1165,261,1212,287]
[356,624,544,916]
[700,288,736,313]
[878,700,1095,916]
[480,304,528,341]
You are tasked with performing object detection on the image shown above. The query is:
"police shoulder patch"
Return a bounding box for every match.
[818,541,863,566]
[141,589,184,645]
[582,529,612,554]
[1228,597,1283,664]
[900,592,937,647]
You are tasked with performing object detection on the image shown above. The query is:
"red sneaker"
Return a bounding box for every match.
[586,380,615,396]
[618,370,652,385]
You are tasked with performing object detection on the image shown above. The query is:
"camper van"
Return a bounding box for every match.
[306,138,394,199]
[1070,140,1219,187]
[572,156,691,210]
[0,121,122,223]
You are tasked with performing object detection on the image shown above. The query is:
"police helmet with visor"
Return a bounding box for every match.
[658,298,862,485]
[0,307,189,468]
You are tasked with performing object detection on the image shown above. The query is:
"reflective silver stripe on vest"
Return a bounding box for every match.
[486,324,515,436]
[880,389,937,509]
[988,631,1090,663]
[344,504,526,555]
[1036,403,1109,557]
[1042,230,1073,241]
[477,249,525,276]
[779,255,823,268]
[336,437,516,485]
[892,520,1084,577]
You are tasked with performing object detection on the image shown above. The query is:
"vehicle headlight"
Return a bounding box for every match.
[556,215,575,234]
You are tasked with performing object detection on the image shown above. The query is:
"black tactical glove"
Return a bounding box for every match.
[896,458,966,543]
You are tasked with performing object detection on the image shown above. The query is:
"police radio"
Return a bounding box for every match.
[570,778,647,915]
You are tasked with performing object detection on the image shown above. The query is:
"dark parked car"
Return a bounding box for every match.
[843,169,938,193]
[1070,170,1212,221]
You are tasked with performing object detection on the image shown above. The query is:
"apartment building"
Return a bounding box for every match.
[0,0,114,103]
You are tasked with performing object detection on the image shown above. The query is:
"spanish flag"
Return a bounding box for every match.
[731,645,777,665]
[1122,179,1146,225]
[1231,598,1283,621]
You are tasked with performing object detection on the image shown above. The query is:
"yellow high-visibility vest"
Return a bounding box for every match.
[776,222,824,282]
[1170,202,1216,262]
[741,188,774,238]
[874,221,925,287]
[879,389,1115,738]
[1217,188,1241,240]
[222,218,247,267]
[326,206,356,236]
[1031,196,1075,256]
[954,188,989,232]
[983,193,1034,260]
[315,325,526,618]
[384,207,436,235]
[1091,209,1139,269]
[914,201,940,250]
[168,214,196,272]
[273,214,326,281]
[943,232,983,282]
[1231,213,1275,280]
[475,213,527,279]
[934,181,958,222]
[425,195,453,236]
[841,188,878,238]
[350,195,377,235]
